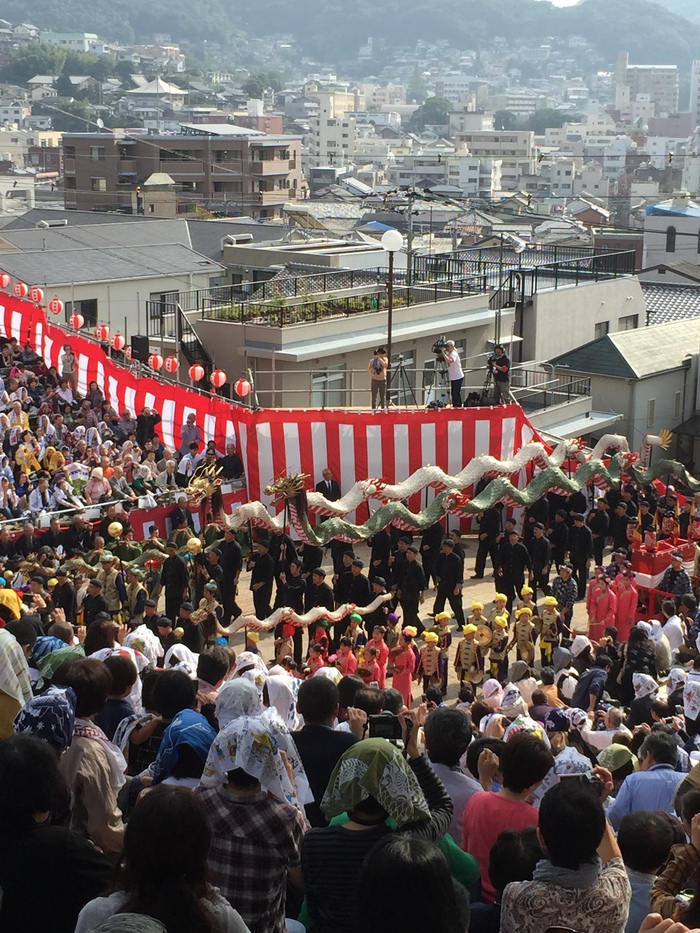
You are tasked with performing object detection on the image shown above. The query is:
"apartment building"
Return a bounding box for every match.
[62,125,303,220]
[446,153,501,198]
[454,130,536,190]
[615,52,679,117]
[691,60,700,132]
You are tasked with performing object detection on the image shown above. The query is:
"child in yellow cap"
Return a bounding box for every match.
[246,630,260,654]
[454,623,483,686]
[489,613,510,681]
[417,630,443,692]
[426,611,453,695]
[509,605,535,665]
[467,601,485,630]
[488,594,509,630]
[539,595,563,665]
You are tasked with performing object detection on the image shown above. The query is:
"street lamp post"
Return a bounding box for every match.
[381,227,404,378]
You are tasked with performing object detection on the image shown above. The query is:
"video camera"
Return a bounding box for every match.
[432,336,448,356]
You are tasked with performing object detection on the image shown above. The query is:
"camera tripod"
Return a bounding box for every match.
[425,356,450,407]
[388,355,419,409]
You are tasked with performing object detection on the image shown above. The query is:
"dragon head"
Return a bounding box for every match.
[185,463,224,503]
[264,471,310,502]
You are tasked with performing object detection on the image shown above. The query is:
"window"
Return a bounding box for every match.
[666,226,676,253]
[66,298,97,328]
[91,177,106,191]
[312,363,346,407]
[90,146,105,162]
[594,321,609,339]
[618,314,638,330]
[674,391,682,419]
[647,398,656,428]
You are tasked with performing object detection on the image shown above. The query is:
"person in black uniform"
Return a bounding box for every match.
[473,506,501,579]
[329,539,350,576]
[527,523,552,598]
[176,601,204,653]
[566,490,588,526]
[588,498,609,567]
[52,567,77,625]
[621,485,638,520]
[269,527,297,592]
[433,538,465,626]
[389,537,411,600]
[248,538,274,620]
[638,499,655,536]
[299,541,324,579]
[219,528,242,623]
[333,550,355,606]
[448,530,466,577]
[398,545,426,634]
[496,529,533,612]
[608,502,631,552]
[569,513,593,600]
[82,578,109,628]
[368,529,392,586]
[347,559,371,606]
[161,540,189,623]
[548,509,570,570]
[305,568,334,615]
[419,520,444,588]
[275,557,306,661]
[522,495,549,542]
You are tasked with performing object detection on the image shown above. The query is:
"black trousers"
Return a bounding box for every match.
[400,594,424,635]
[221,585,241,625]
[474,538,497,577]
[593,537,605,567]
[252,584,273,620]
[433,586,465,626]
[499,574,524,613]
[532,565,550,598]
[450,378,463,408]
[571,560,588,600]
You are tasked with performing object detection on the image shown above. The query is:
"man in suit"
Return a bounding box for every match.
[315,468,341,502]
[169,496,195,533]
[292,677,358,827]
[434,538,466,626]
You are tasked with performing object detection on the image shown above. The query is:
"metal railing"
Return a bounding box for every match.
[249,360,589,410]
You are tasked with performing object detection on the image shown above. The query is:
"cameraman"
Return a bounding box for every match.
[441,339,464,408]
[490,344,511,404]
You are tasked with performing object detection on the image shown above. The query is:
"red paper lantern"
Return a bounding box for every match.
[48,297,63,315]
[97,323,110,342]
[124,345,133,361]
[188,363,205,382]
[0,273,10,289]
[13,282,28,298]
[69,312,84,329]
[234,377,252,397]
[148,353,163,371]
[112,332,126,352]
[164,355,179,374]
[210,369,227,389]
[29,286,44,304]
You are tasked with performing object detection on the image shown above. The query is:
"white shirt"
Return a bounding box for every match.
[28,485,54,512]
[580,723,633,751]
[661,615,685,652]
[445,348,463,381]
[177,451,204,476]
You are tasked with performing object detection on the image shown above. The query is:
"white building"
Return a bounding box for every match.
[642,195,700,271]
[690,60,700,132]
[573,162,610,199]
[446,153,501,197]
[448,108,494,137]
[455,130,536,190]
[306,110,357,169]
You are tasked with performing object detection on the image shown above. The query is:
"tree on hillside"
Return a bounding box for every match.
[0,42,67,84]
[34,97,94,132]
[406,68,427,103]
[522,108,569,135]
[408,96,452,132]
[241,71,282,98]
[494,109,518,130]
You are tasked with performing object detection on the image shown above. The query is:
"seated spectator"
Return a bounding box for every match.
[469,827,545,933]
[608,731,685,829]
[197,715,307,933]
[301,717,452,933]
[500,781,630,933]
[291,676,359,827]
[570,654,614,712]
[462,733,554,903]
[74,785,249,933]
[53,657,126,859]
[356,835,469,933]
[94,654,138,740]
[581,706,633,751]
[0,626,34,738]
[150,669,216,788]
[423,706,480,845]
[619,809,687,933]
[0,735,112,933]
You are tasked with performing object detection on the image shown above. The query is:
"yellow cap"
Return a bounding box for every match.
[246,631,260,643]
[544,595,558,607]
[471,601,484,611]
[462,623,478,635]
[494,614,509,628]
[520,585,534,596]
[403,626,418,637]
[516,606,533,618]
[494,593,508,603]
[423,631,439,643]
[434,611,451,622]
[173,626,185,638]
[47,578,58,587]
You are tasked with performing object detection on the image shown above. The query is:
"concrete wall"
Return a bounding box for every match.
[523,276,646,361]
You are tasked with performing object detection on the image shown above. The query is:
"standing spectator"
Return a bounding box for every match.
[500,781,630,933]
[135,406,161,447]
[179,413,203,456]
[490,344,511,404]
[60,344,77,391]
[315,468,341,502]
[368,347,389,410]
[441,339,464,408]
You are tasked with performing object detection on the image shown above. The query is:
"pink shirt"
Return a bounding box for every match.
[462,792,539,903]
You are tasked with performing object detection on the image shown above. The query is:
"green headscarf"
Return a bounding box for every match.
[597,743,638,774]
[321,738,431,828]
[36,644,86,690]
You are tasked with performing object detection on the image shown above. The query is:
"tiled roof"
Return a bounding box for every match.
[641,282,700,325]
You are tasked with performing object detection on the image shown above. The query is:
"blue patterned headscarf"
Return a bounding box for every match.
[14,685,77,751]
[151,708,216,785]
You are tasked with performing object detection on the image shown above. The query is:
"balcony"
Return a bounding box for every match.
[251,160,294,175]
[251,189,291,205]
[159,159,205,177]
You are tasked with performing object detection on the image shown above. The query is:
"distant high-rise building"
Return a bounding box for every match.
[615,51,679,118]
[690,60,700,132]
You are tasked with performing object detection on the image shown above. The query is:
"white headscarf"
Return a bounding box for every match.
[571,635,591,658]
[124,624,163,666]
[633,672,658,699]
[668,668,688,693]
[163,643,199,679]
[482,678,504,710]
[266,674,300,730]
[200,714,297,806]
[215,678,262,728]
